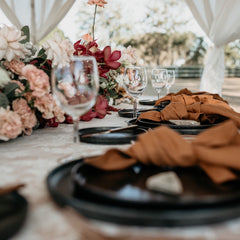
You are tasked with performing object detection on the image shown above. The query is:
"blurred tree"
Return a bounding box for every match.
[224,40,240,67]
[122,31,196,66]
[186,37,207,65]
[73,0,240,68]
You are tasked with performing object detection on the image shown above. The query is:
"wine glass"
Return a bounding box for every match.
[123,66,147,118]
[151,68,168,99]
[51,56,99,143]
[166,70,175,94]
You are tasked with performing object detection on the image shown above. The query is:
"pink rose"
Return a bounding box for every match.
[4,60,25,75]
[12,98,37,135]
[0,107,22,141]
[22,64,50,98]
[34,94,65,123]
[34,94,54,119]
[53,102,65,123]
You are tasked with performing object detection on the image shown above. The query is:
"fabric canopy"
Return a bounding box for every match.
[0,0,75,44]
[185,0,240,95]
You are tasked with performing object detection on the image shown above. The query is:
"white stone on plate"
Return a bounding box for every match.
[146,171,183,195]
[169,120,200,126]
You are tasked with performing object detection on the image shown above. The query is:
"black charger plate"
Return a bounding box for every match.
[128,119,214,135]
[47,159,240,227]
[118,109,142,118]
[79,126,146,144]
[139,99,156,106]
[0,192,28,240]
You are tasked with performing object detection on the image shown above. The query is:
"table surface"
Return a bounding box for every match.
[1,102,240,240]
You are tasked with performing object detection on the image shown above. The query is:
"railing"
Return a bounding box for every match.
[146,66,240,78]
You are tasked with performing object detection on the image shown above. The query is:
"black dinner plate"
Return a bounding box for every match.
[72,161,240,208]
[79,126,146,144]
[128,118,215,135]
[47,159,240,227]
[0,192,28,240]
[139,99,156,106]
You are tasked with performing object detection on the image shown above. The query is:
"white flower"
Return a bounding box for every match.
[120,46,137,65]
[0,67,11,88]
[43,33,74,68]
[0,24,29,61]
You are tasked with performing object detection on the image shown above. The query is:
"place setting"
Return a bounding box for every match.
[47,119,240,227]
[49,59,240,225]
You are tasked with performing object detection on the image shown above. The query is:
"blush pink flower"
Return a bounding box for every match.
[12,98,37,135]
[22,64,50,98]
[87,0,107,7]
[58,82,76,98]
[53,102,65,123]
[34,93,54,119]
[43,33,74,68]
[4,60,25,75]
[0,107,22,141]
[34,93,65,122]
[82,33,93,42]
[120,46,137,65]
[0,24,29,61]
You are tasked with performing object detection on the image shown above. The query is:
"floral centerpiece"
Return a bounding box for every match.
[0,25,65,141]
[0,0,137,141]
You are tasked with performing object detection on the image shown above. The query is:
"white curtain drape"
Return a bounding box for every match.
[0,0,75,44]
[185,0,240,95]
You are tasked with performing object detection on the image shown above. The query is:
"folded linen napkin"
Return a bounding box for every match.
[0,183,25,196]
[85,120,240,184]
[155,88,231,109]
[138,102,240,126]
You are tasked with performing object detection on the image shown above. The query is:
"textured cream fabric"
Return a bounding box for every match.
[1,103,240,239]
[185,0,240,95]
[0,0,75,44]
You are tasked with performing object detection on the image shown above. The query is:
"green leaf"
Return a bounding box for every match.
[20,26,30,44]
[0,93,9,108]
[37,48,46,57]
[3,82,20,100]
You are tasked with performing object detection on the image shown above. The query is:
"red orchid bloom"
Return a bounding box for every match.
[94,95,108,118]
[103,46,121,69]
[73,40,87,55]
[80,109,97,121]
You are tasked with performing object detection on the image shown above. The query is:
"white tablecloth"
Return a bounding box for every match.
[1,104,240,240]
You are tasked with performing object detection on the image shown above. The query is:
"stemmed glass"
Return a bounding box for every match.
[51,56,99,143]
[123,66,147,118]
[166,70,175,94]
[151,68,168,99]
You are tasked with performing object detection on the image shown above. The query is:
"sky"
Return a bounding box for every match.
[0,0,206,44]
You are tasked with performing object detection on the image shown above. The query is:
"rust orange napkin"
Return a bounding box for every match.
[138,102,240,126]
[85,120,240,184]
[155,88,231,109]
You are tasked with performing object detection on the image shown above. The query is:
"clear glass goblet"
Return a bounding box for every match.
[166,70,176,94]
[51,56,99,143]
[123,66,148,118]
[151,68,168,99]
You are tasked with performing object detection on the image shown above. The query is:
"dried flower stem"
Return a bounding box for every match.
[92,5,97,40]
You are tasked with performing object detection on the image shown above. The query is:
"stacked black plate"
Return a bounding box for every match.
[0,192,28,240]
[128,118,215,135]
[47,159,240,227]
